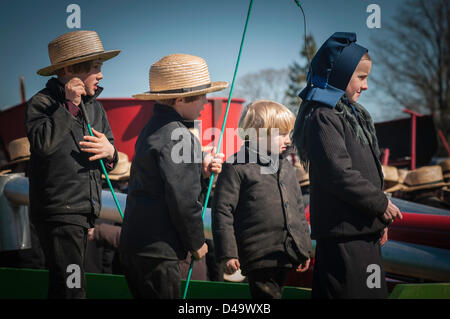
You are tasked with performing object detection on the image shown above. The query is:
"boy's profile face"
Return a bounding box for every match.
[258,131,292,155]
[345,59,372,104]
[174,94,207,120]
[66,59,104,96]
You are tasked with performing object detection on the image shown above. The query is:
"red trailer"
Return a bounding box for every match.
[0,97,246,163]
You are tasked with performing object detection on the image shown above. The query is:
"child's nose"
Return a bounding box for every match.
[361,80,368,91]
[97,72,103,80]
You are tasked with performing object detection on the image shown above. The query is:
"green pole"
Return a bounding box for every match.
[79,100,124,220]
[182,0,254,299]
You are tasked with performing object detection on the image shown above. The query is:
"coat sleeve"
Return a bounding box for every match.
[212,163,240,262]
[307,110,388,217]
[94,223,121,249]
[25,94,75,157]
[158,140,206,252]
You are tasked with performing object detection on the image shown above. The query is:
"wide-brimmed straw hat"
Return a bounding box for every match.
[37,30,120,76]
[294,161,310,187]
[133,54,228,100]
[439,159,450,179]
[0,137,31,169]
[403,165,449,192]
[382,165,399,185]
[102,152,130,181]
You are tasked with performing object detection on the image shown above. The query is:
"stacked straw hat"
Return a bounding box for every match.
[0,137,31,170]
[403,165,449,192]
[439,159,450,182]
[294,161,310,187]
[102,152,131,181]
[133,54,228,100]
[382,165,399,189]
[37,30,120,76]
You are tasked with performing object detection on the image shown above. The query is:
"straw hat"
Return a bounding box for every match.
[403,165,449,192]
[439,159,450,179]
[102,152,131,181]
[37,30,120,76]
[0,137,31,169]
[133,54,228,100]
[382,165,404,193]
[294,161,310,187]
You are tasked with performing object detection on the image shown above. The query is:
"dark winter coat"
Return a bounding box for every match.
[119,104,207,261]
[212,143,312,275]
[25,78,117,220]
[302,101,389,240]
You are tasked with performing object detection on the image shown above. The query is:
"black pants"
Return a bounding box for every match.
[247,268,289,299]
[122,254,181,299]
[35,222,88,299]
[312,234,388,299]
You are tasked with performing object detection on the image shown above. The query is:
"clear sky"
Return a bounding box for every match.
[0,0,405,120]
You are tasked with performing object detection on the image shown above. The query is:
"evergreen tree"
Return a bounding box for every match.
[285,35,317,113]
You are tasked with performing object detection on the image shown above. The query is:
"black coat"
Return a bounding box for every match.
[212,144,312,275]
[304,103,388,240]
[25,78,117,219]
[119,104,206,261]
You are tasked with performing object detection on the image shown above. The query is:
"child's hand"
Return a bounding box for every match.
[202,146,225,178]
[79,127,115,161]
[88,228,95,241]
[379,227,388,246]
[296,258,310,272]
[191,242,208,260]
[224,258,240,274]
[65,77,86,106]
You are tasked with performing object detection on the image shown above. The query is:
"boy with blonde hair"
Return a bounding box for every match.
[212,100,312,299]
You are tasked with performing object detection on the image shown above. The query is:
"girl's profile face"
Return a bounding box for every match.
[345,59,372,104]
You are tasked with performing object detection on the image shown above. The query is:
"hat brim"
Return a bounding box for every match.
[37,50,121,76]
[0,169,12,176]
[384,183,406,193]
[0,156,30,170]
[404,181,450,192]
[132,81,229,100]
[102,166,130,181]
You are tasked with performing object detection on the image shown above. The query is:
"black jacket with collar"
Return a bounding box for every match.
[25,78,117,220]
[119,104,207,261]
[212,143,312,275]
[304,102,389,240]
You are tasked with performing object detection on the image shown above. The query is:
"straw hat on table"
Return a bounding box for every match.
[37,30,120,76]
[133,54,228,100]
[403,165,449,192]
[439,159,450,181]
[0,137,31,170]
[102,152,131,182]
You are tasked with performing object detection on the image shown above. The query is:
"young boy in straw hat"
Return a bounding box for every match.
[212,100,312,299]
[119,53,226,298]
[26,30,120,298]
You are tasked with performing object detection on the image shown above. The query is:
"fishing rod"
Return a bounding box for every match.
[79,99,124,220]
[183,0,308,299]
[182,0,254,299]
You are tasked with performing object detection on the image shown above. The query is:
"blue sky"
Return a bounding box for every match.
[0,0,405,120]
